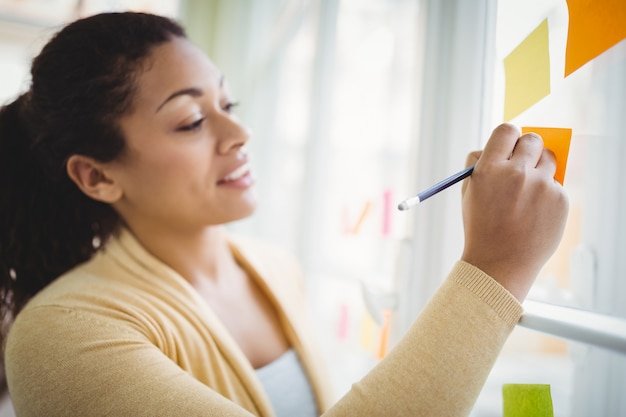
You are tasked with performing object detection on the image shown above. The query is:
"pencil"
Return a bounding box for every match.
[397,164,475,210]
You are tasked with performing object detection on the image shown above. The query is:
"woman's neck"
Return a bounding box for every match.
[124,223,236,285]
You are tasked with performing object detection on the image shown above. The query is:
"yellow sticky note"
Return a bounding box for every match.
[521,127,572,185]
[503,384,554,417]
[359,312,375,351]
[565,0,626,77]
[504,19,551,121]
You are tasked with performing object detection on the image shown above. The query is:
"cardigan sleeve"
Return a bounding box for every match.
[323,260,523,417]
[6,260,521,417]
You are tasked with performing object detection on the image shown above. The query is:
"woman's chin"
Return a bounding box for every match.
[228,195,258,222]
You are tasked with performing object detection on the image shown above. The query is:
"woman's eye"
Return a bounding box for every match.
[177,118,205,132]
[223,101,240,113]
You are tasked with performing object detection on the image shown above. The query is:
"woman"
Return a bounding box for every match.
[0,12,568,417]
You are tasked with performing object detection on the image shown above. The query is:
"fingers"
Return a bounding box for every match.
[509,132,544,168]
[462,151,481,195]
[480,123,521,162]
[535,148,558,180]
[480,123,553,177]
[465,151,481,168]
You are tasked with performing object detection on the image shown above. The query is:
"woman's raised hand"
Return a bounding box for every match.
[460,123,569,301]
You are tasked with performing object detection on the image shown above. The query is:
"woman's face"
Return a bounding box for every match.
[109,37,255,233]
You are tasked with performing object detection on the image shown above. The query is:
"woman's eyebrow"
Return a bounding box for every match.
[156,87,203,112]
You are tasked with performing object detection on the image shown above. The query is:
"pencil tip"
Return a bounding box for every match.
[398,202,409,211]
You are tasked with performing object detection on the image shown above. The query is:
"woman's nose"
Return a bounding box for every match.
[215,112,251,154]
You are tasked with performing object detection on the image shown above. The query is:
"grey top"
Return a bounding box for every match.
[255,349,319,417]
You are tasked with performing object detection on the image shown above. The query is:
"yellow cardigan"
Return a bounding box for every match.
[6,228,522,416]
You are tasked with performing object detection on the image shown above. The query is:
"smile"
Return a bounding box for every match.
[219,162,250,183]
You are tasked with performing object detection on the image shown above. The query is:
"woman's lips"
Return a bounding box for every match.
[218,162,253,187]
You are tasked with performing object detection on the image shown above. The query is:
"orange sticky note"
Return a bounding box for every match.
[565,0,626,77]
[351,201,372,235]
[521,127,572,185]
[376,310,392,360]
[503,19,551,121]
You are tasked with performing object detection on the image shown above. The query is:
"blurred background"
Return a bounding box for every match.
[1,1,625,416]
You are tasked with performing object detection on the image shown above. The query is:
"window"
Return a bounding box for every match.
[220,0,423,396]
[475,1,626,415]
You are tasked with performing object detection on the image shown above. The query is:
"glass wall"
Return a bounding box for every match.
[182,0,423,396]
[475,1,626,415]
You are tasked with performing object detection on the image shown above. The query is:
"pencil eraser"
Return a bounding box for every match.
[521,126,572,185]
[502,384,554,417]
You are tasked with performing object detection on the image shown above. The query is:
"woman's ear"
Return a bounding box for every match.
[66,155,123,203]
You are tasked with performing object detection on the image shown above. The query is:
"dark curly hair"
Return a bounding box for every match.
[0,12,187,379]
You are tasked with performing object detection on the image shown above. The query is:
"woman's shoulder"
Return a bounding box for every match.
[15,256,115,311]
[8,243,190,340]
[5,263,141,363]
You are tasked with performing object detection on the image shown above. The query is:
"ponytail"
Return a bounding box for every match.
[0,11,186,327]
[0,94,122,405]
[0,11,188,393]
[0,93,45,320]
[0,93,106,395]
[1,91,121,323]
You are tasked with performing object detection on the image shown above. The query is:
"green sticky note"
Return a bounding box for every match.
[502,384,554,417]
